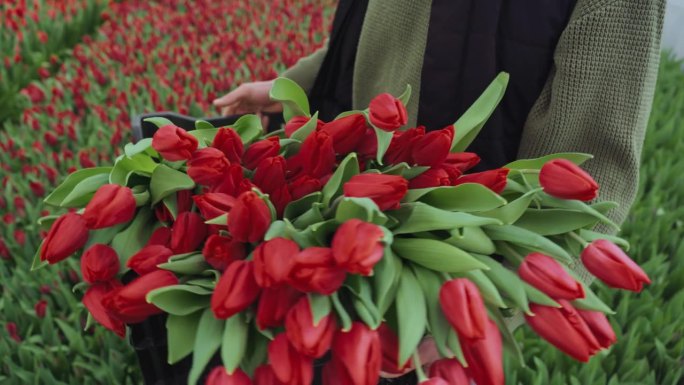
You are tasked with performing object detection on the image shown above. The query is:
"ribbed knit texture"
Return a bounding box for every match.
[282,0,665,329]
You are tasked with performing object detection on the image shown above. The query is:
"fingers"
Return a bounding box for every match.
[212,85,246,108]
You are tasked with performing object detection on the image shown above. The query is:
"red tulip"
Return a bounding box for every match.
[30,180,45,197]
[40,213,89,264]
[81,244,120,283]
[205,366,252,385]
[102,270,178,324]
[212,127,244,163]
[525,301,601,362]
[82,184,136,229]
[420,379,449,385]
[210,164,245,196]
[577,309,617,349]
[356,127,378,161]
[268,184,292,217]
[412,126,454,167]
[211,260,261,319]
[320,114,367,154]
[581,239,650,292]
[253,365,286,385]
[242,137,280,170]
[285,296,337,358]
[228,191,272,243]
[453,168,509,194]
[152,124,198,161]
[202,234,246,271]
[377,323,411,374]
[428,359,470,385]
[285,116,324,138]
[343,174,408,211]
[253,156,287,193]
[126,244,174,275]
[409,167,452,189]
[187,147,230,186]
[539,159,599,201]
[83,280,125,337]
[193,193,236,220]
[268,333,313,385]
[384,126,425,165]
[444,152,480,173]
[290,130,336,179]
[288,247,346,294]
[256,286,303,330]
[330,321,381,385]
[369,93,407,131]
[35,300,48,318]
[518,252,585,300]
[170,212,208,253]
[177,189,194,214]
[253,237,299,288]
[331,219,384,276]
[460,319,503,385]
[147,226,172,246]
[439,279,487,340]
[288,175,322,200]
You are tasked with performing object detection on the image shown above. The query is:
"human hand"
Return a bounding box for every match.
[212,80,283,127]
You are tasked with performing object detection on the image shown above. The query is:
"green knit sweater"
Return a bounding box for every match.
[283,0,665,234]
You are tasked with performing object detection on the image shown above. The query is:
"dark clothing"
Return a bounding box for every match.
[311,0,576,171]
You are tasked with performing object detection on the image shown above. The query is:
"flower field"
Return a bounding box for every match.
[0,0,682,384]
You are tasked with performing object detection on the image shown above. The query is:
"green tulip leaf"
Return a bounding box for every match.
[395,267,427,364]
[322,153,360,206]
[284,192,323,221]
[539,195,620,232]
[230,114,263,144]
[291,112,320,142]
[391,202,501,235]
[331,291,352,332]
[195,120,214,130]
[484,224,573,264]
[143,116,174,128]
[373,126,395,164]
[335,197,388,225]
[166,311,202,364]
[505,152,594,170]
[269,77,311,122]
[150,164,196,205]
[59,173,110,208]
[392,238,489,273]
[372,249,403,317]
[188,308,224,385]
[124,138,156,158]
[404,184,507,212]
[464,270,507,308]
[308,294,332,326]
[147,285,212,316]
[412,265,453,358]
[515,208,601,235]
[478,188,542,224]
[158,253,209,275]
[523,283,561,308]
[471,253,530,314]
[221,313,248,374]
[444,226,497,255]
[44,167,112,207]
[111,206,155,262]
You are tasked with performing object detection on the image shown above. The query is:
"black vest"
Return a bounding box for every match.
[310,0,577,171]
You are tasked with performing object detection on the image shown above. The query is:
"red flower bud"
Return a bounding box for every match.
[29,180,45,197]
[6,322,21,342]
[444,152,480,173]
[228,191,272,243]
[205,366,252,385]
[409,167,452,189]
[428,359,470,385]
[285,115,324,138]
[193,193,236,220]
[254,365,286,385]
[202,234,246,271]
[35,300,48,318]
[525,301,602,362]
[170,212,208,253]
[412,126,454,167]
[384,126,425,165]
[253,237,299,288]
[147,226,172,246]
[187,147,230,186]
[256,286,303,330]
[343,174,408,211]
[369,93,407,132]
[288,175,322,200]
[126,244,174,275]
[82,184,136,229]
[253,156,287,194]
[268,333,313,385]
[539,159,599,201]
[439,279,487,340]
[285,296,337,358]
[518,252,585,300]
[211,260,261,319]
[320,114,367,154]
[242,137,280,170]
[102,270,178,324]
[577,309,617,349]
[152,124,198,161]
[331,219,384,276]
[212,127,244,163]
[288,247,346,294]
[40,213,89,264]
[377,323,411,374]
[83,280,125,337]
[356,128,378,161]
[81,244,120,283]
[460,319,503,385]
[290,130,336,179]
[210,164,245,196]
[453,168,509,194]
[581,239,650,292]
[330,322,381,385]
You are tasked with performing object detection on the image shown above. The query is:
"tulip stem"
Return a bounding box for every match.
[412,351,428,381]
[568,231,589,248]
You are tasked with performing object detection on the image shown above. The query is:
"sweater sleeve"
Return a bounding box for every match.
[517,0,665,235]
[280,41,329,94]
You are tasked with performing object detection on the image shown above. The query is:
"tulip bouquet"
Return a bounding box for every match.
[34,74,650,385]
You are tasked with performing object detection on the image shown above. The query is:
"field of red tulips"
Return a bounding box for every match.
[1,0,683,384]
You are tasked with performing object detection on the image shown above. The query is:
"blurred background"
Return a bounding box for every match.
[0,1,682,384]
